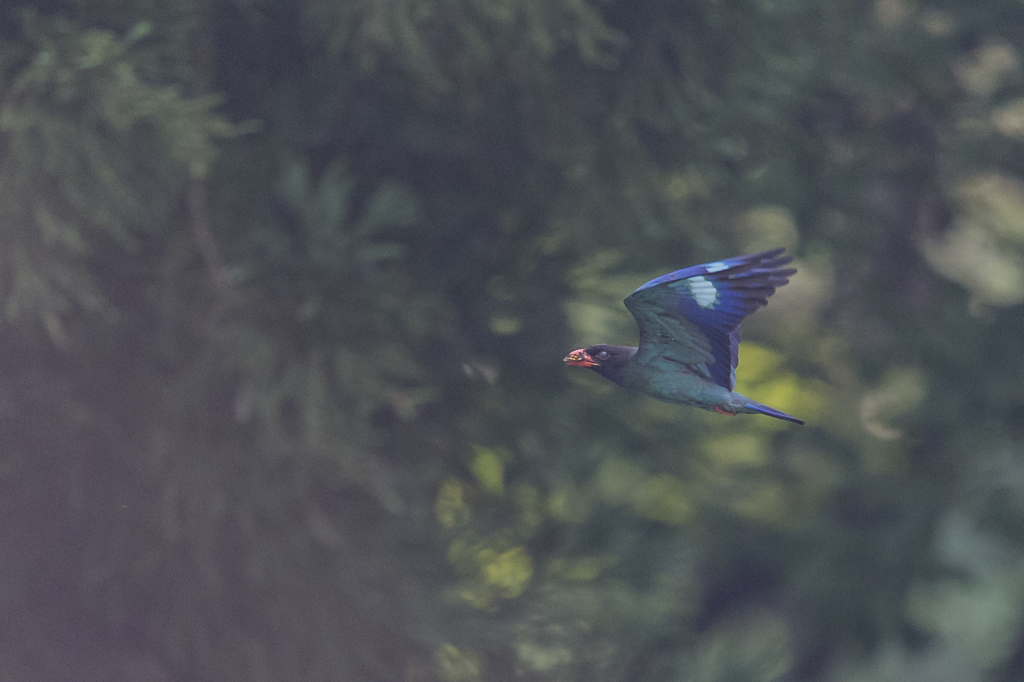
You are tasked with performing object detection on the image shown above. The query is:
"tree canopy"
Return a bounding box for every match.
[3,0,1024,680]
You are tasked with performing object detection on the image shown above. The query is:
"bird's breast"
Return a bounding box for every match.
[623,358,732,408]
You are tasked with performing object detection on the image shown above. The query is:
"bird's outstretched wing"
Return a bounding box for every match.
[623,248,795,390]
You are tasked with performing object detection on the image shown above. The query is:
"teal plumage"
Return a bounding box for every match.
[564,248,803,425]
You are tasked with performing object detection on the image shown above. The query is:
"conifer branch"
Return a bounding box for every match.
[188,0,228,296]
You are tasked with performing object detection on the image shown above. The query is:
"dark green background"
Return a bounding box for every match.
[2,0,1024,680]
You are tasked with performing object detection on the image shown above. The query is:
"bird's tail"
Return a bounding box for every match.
[742,400,805,425]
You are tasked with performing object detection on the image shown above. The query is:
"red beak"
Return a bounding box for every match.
[563,348,599,367]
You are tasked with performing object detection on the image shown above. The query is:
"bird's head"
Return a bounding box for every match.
[563,344,635,385]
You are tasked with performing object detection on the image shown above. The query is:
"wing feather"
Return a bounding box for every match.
[623,248,794,390]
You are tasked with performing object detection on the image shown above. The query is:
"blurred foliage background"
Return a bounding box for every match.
[3,0,1024,680]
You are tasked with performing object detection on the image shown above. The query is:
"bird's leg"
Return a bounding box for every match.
[714,406,737,416]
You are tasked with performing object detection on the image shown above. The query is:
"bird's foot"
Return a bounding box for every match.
[714,406,737,416]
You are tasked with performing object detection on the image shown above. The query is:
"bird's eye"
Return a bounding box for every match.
[597,351,609,360]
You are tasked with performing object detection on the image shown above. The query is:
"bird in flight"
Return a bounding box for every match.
[564,248,803,424]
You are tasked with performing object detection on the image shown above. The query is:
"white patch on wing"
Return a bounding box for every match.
[704,261,729,273]
[686,276,717,307]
